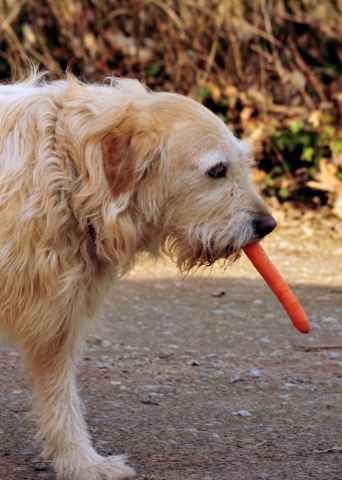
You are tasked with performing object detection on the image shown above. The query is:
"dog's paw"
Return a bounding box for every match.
[55,454,135,480]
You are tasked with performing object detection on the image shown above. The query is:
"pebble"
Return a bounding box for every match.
[323,316,338,323]
[233,409,252,417]
[187,359,200,366]
[330,352,341,359]
[249,367,260,377]
[101,340,112,348]
[35,463,47,471]
[211,310,225,314]
[141,398,158,405]
[211,290,226,298]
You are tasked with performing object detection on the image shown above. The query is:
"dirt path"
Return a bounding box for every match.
[1,224,342,480]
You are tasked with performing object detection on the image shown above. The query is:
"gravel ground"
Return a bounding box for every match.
[1,223,342,480]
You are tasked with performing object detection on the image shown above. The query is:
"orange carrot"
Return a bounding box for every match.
[243,242,310,334]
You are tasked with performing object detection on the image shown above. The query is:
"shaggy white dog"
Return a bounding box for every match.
[0,71,276,479]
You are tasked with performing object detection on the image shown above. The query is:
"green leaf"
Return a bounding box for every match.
[199,87,210,99]
[301,147,315,162]
[334,137,342,153]
[279,187,290,199]
[145,62,164,78]
[288,119,304,135]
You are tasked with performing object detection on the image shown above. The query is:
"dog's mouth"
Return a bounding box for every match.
[166,224,259,272]
[179,243,242,271]
[201,243,241,265]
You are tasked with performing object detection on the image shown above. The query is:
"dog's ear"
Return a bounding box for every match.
[102,109,162,199]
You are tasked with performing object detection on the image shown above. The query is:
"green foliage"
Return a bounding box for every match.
[333,137,342,153]
[271,121,322,168]
[262,117,340,201]
[145,61,165,79]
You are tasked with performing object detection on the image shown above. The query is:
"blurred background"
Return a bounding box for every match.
[1,0,342,225]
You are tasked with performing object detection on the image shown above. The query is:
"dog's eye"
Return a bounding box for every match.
[207,163,227,179]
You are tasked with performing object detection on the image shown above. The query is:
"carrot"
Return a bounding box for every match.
[243,242,310,334]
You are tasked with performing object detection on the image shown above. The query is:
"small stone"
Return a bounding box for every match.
[141,398,158,405]
[187,359,200,366]
[323,316,338,323]
[87,337,102,346]
[249,368,260,377]
[211,310,225,314]
[101,340,112,348]
[35,463,47,471]
[237,409,252,417]
[168,344,180,349]
[211,290,225,298]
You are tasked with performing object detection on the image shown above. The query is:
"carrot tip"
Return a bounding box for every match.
[243,242,310,334]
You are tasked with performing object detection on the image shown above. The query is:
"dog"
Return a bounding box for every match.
[0,71,276,480]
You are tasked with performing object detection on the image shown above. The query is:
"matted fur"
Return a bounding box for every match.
[0,70,274,480]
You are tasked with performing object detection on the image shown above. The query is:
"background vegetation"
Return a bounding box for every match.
[1,0,342,215]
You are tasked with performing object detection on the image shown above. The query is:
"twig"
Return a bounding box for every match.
[287,37,326,103]
[314,447,342,454]
[305,345,342,351]
[271,143,294,180]
[0,0,27,35]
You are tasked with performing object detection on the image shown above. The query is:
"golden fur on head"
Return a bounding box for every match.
[0,70,274,480]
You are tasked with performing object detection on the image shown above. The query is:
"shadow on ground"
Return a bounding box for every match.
[1,270,342,480]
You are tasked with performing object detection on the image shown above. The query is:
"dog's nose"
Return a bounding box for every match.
[254,215,277,238]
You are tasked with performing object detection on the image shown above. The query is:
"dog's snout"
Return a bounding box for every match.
[254,215,277,238]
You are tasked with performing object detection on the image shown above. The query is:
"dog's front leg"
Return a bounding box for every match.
[26,337,134,480]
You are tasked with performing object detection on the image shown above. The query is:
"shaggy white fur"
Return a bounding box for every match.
[0,70,275,480]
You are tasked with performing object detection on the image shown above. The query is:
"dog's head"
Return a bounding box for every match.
[99,86,276,271]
